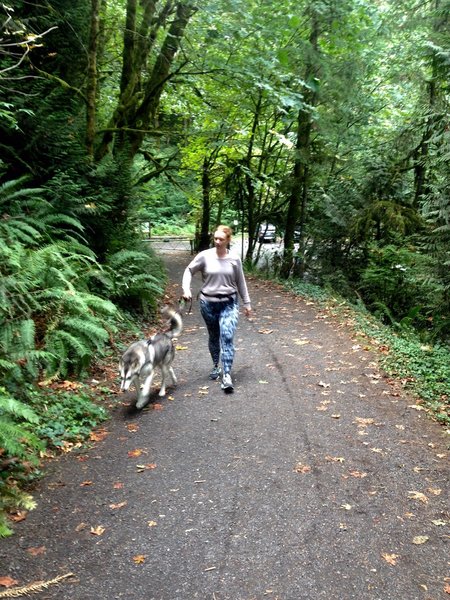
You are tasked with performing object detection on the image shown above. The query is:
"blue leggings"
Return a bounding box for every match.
[200,298,239,374]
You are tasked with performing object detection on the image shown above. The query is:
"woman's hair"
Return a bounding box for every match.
[215,225,232,240]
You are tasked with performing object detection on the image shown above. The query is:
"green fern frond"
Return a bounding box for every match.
[0,219,43,245]
[0,480,37,538]
[0,388,42,459]
[42,214,85,232]
[46,329,87,357]
[63,317,109,347]
[80,293,116,316]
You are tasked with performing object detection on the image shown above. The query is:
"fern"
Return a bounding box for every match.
[105,247,166,313]
[0,387,43,537]
[0,481,37,538]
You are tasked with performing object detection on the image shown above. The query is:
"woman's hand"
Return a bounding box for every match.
[244,305,252,318]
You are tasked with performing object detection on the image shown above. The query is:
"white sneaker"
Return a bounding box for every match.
[221,373,234,393]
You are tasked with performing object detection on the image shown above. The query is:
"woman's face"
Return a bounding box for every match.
[214,230,228,251]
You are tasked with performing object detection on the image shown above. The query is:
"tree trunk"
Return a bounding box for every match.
[95,2,195,163]
[86,0,101,158]
[413,0,441,208]
[199,156,212,251]
[123,2,195,158]
[244,90,263,264]
[280,11,320,279]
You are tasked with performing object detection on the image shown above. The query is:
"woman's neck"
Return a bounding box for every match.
[215,247,228,258]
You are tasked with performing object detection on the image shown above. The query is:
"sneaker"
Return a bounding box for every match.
[209,365,222,380]
[221,373,234,393]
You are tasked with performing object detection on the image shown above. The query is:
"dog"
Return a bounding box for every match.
[119,306,183,409]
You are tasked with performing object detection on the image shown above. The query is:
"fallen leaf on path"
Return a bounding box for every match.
[9,510,27,522]
[347,470,367,478]
[90,430,109,442]
[444,582,450,594]
[353,417,375,427]
[431,520,447,526]
[382,553,399,565]
[341,503,352,511]
[293,339,309,345]
[26,546,46,556]
[412,536,429,545]
[259,380,269,384]
[294,462,311,474]
[126,423,139,432]
[75,522,87,532]
[175,345,189,350]
[128,449,145,458]
[80,480,93,487]
[148,521,157,527]
[133,555,147,564]
[109,501,127,510]
[408,491,428,504]
[427,487,441,496]
[152,403,163,410]
[318,381,330,388]
[0,576,19,588]
[113,482,124,489]
[90,526,105,536]
[258,329,274,334]
[325,456,345,463]
[136,463,157,472]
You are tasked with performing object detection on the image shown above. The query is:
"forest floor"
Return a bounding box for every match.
[1,250,449,600]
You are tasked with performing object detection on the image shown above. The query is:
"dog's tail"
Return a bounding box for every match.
[161,305,183,338]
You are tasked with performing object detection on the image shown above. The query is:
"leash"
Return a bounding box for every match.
[178,296,193,315]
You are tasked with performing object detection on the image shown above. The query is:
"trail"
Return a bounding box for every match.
[1,251,448,600]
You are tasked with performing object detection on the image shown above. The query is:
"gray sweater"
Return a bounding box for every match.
[182,248,251,308]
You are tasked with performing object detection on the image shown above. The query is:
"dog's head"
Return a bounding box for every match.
[119,342,148,391]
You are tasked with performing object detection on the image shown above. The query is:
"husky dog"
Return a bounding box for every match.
[119,306,183,409]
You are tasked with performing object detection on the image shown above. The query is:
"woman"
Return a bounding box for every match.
[182,225,252,393]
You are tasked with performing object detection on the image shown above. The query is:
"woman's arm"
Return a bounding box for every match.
[182,253,204,299]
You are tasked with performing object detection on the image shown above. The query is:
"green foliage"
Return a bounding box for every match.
[358,242,446,336]
[351,199,424,242]
[0,481,37,538]
[0,388,42,460]
[137,178,193,235]
[0,387,42,537]
[32,388,108,448]
[104,248,166,314]
[0,178,122,532]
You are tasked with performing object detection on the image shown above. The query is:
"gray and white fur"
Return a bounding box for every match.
[119,306,182,409]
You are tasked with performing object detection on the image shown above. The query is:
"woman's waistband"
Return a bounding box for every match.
[201,291,237,300]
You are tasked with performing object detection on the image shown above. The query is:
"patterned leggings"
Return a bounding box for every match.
[200,298,239,374]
